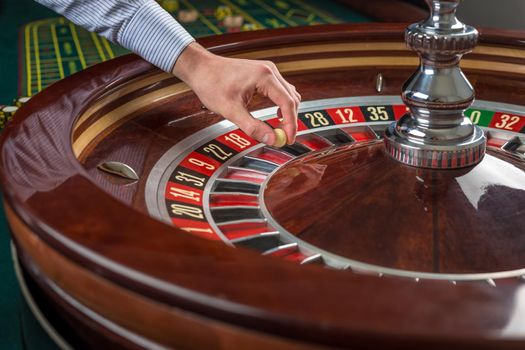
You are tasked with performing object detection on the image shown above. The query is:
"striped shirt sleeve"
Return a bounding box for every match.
[34,0,195,72]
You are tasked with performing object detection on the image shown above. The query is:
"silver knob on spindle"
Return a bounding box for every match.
[384,0,486,169]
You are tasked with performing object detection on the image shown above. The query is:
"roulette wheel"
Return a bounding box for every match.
[2,0,525,348]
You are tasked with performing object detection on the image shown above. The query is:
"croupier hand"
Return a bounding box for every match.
[173,42,301,146]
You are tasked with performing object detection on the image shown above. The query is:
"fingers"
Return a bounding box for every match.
[190,57,301,147]
[276,80,301,144]
[230,105,276,146]
[262,61,301,144]
[274,70,301,103]
[258,68,299,144]
[267,62,302,103]
[277,109,296,145]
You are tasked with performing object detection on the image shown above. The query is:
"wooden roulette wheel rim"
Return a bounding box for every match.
[2,24,525,349]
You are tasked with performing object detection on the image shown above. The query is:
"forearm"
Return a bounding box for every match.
[172,43,216,86]
[34,0,195,72]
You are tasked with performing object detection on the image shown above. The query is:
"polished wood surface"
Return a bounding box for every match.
[8,205,322,350]
[1,24,525,349]
[265,142,525,274]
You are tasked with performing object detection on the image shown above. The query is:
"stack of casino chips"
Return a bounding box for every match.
[0,97,31,129]
[15,97,31,107]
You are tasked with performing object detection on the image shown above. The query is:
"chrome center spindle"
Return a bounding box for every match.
[384,0,486,169]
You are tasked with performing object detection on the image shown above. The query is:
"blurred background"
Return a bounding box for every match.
[459,0,525,30]
[0,0,523,349]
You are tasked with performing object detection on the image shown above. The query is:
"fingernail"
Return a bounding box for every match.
[262,133,270,144]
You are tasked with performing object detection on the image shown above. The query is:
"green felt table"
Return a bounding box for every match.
[19,0,369,97]
[0,1,371,349]
[0,2,64,348]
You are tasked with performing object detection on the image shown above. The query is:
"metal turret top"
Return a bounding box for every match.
[385,0,486,169]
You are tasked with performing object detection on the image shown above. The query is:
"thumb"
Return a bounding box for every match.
[229,105,276,146]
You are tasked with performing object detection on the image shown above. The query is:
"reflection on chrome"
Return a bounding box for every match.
[502,285,525,336]
[457,154,525,210]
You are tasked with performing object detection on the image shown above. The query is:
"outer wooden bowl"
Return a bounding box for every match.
[2,24,525,349]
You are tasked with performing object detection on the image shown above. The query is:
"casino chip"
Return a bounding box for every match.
[177,9,198,23]
[0,106,18,129]
[273,128,288,148]
[14,96,30,107]
[242,23,258,31]
[223,15,244,28]
[215,5,232,21]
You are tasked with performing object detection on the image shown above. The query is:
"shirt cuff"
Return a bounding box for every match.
[119,1,195,72]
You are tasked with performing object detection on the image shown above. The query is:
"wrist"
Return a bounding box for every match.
[172,42,216,86]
